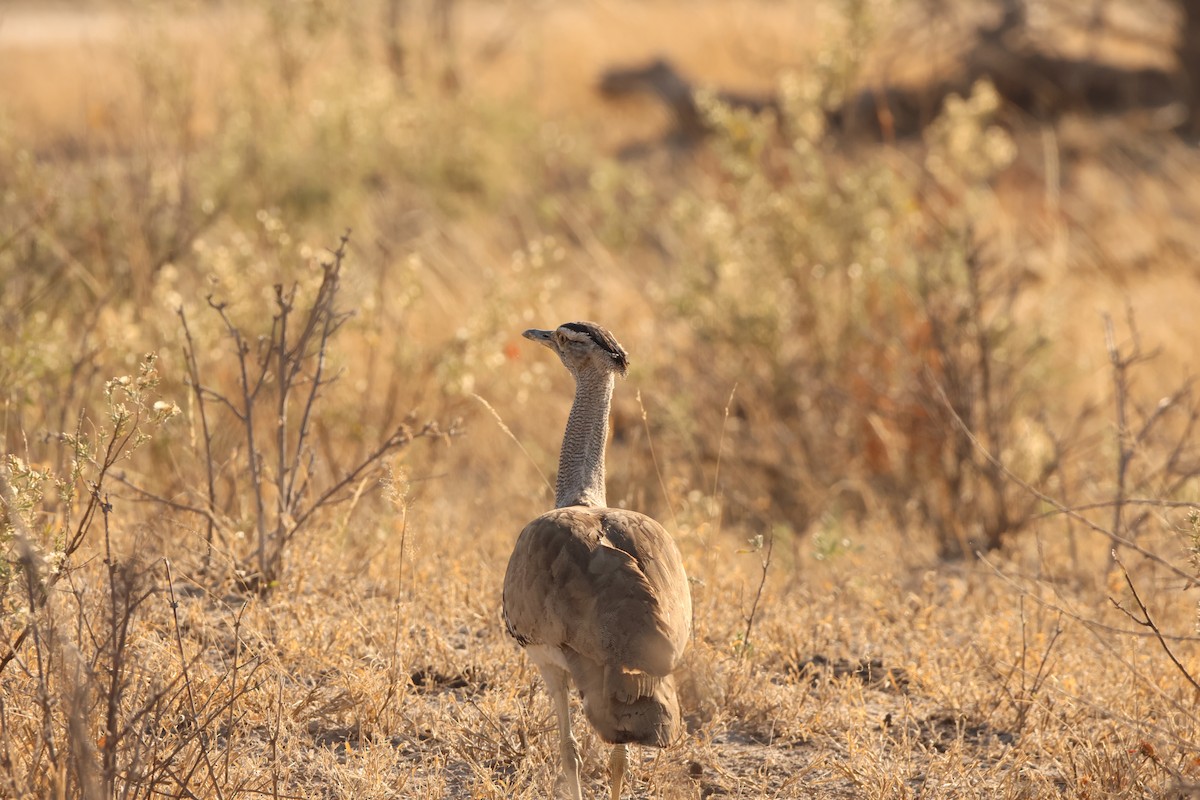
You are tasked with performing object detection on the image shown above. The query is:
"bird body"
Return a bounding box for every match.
[504,505,689,745]
[502,321,691,800]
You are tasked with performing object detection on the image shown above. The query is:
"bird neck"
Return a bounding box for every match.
[555,370,614,508]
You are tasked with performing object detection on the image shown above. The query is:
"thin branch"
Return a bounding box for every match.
[711,383,738,527]
[981,553,1200,641]
[1103,313,1133,545]
[1110,553,1200,696]
[931,380,1200,587]
[179,306,219,566]
[224,601,248,785]
[107,471,222,526]
[980,553,1200,741]
[1035,498,1200,518]
[636,389,679,532]
[740,530,774,658]
[210,295,269,578]
[471,392,552,496]
[286,233,352,511]
[1134,380,1194,449]
[194,386,246,422]
[274,280,294,565]
[164,559,226,800]
[284,422,448,542]
[0,407,144,674]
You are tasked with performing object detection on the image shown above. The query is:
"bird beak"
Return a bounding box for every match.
[522,328,554,347]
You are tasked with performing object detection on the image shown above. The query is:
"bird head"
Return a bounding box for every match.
[523,321,629,378]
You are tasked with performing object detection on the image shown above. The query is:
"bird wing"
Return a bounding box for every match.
[596,509,692,666]
[502,507,691,689]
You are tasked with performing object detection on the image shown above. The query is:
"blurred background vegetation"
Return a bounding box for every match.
[1,0,1199,796]
[2,0,1195,561]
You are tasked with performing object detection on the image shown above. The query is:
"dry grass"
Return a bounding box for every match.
[2,1,1199,798]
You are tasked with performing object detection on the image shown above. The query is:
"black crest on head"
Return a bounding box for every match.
[562,321,629,375]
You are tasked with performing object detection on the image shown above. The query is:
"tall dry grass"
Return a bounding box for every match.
[1,1,1199,798]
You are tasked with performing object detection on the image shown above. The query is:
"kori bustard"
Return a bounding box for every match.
[503,322,692,800]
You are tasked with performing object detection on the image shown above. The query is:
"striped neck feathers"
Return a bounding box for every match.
[555,369,615,508]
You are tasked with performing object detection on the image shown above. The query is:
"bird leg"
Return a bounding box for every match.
[542,666,583,800]
[608,743,628,800]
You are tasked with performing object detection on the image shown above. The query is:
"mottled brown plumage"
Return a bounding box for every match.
[504,507,689,744]
[502,322,691,800]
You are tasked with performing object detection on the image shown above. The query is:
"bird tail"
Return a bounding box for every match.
[603,673,683,747]
[566,653,683,747]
